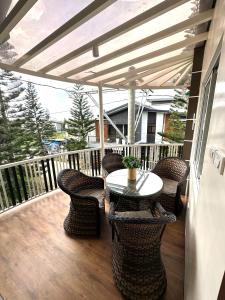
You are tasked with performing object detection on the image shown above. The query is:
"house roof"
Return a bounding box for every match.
[106,103,169,116]
[0,0,213,90]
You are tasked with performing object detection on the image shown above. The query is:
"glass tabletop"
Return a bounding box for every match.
[106,169,163,198]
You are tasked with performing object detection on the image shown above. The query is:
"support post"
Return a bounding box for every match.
[98,84,105,164]
[128,81,136,144]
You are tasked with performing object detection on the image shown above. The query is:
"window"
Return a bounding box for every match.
[194,60,219,178]
[147,125,156,134]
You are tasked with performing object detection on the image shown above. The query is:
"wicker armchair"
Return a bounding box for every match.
[152,157,189,215]
[102,153,124,176]
[109,201,176,300]
[57,169,104,237]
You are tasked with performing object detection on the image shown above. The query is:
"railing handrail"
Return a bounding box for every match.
[0,143,184,213]
[0,143,183,170]
[104,143,183,149]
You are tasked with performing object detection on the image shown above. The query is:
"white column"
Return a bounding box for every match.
[141,111,148,143]
[98,84,105,161]
[128,82,136,144]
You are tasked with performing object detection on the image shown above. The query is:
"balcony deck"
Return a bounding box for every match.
[0,191,185,300]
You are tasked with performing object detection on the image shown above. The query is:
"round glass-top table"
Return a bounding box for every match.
[106,169,163,199]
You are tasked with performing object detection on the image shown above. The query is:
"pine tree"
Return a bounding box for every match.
[24,82,55,156]
[0,41,17,63]
[157,89,189,143]
[167,89,189,142]
[0,69,26,164]
[66,84,95,150]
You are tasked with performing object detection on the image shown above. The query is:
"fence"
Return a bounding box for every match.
[0,143,183,213]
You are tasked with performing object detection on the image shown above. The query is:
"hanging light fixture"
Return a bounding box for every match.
[92,45,99,57]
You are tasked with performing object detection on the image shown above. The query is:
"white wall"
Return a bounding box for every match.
[155,112,164,143]
[185,1,225,299]
[140,111,148,142]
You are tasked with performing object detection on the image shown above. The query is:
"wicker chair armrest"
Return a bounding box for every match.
[70,192,99,206]
[109,201,116,215]
[84,176,104,189]
[109,201,176,224]
[155,202,176,223]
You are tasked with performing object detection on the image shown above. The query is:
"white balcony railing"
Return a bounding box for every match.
[0,143,183,213]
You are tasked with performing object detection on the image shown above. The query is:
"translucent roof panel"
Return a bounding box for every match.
[0,0,203,89]
[72,48,193,83]
[2,0,94,62]
[4,0,19,17]
[21,0,164,71]
[110,61,192,86]
[43,1,195,77]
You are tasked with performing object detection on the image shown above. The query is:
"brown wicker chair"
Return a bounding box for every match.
[151,157,189,215]
[57,169,104,237]
[102,153,125,176]
[109,201,176,300]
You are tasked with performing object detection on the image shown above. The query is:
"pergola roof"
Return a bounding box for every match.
[0,0,213,90]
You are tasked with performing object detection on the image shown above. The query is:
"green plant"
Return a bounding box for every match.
[122,156,141,169]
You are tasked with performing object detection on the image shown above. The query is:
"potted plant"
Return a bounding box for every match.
[122,156,141,181]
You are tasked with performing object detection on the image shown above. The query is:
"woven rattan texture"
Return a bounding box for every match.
[57,169,104,236]
[109,201,176,300]
[152,157,189,215]
[102,153,125,175]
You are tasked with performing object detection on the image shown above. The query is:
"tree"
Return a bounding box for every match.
[66,84,95,150]
[0,41,17,63]
[24,82,55,156]
[0,69,26,164]
[158,89,189,143]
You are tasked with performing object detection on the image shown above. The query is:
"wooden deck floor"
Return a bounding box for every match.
[0,191,185,300]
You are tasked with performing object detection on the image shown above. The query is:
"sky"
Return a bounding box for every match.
[14,72,176,122]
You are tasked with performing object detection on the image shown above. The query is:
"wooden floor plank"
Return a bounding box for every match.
[0,191,184,300]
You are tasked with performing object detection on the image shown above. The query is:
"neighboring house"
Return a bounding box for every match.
[95,103,171,144]
[52,120,64,132]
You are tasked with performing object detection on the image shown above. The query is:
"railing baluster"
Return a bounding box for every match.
[18,165,28,201]
[33,161,41,196]
[68,154,72,169]
[12,166,22,203]
[76,153,80,171]
[4,168,16,206]
[37,160,44,194]
[46,159,53,191]
[0,170,9,209]
[41,160,48,193]
[0,189,4,211]
[51,158,57,189]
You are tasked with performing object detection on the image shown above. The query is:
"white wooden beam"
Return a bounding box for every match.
[119,58,191,85]
[0,62,100,87]
[136,60,191,86]
[39,0,190,73]
[151,62,191,86]
[61,9,213,78]
[133,85,185,89]
[82,32,208,82]
[0,0,38,43]
[13,0,116,67]
[0,61,127,90]
[101,53,193,84]
[175,63,192,85]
